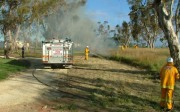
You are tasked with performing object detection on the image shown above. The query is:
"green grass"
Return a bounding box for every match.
[54,104,78,110]
[0,58,30,80]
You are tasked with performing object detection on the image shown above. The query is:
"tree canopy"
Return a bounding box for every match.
[0,0,87,58]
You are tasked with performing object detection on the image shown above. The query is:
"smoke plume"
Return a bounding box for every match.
[42,0,116,56]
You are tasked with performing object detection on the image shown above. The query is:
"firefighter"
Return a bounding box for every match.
[160,57,179,111]
[134,45,138,49]
[85,46,90,60]
[22,45,25,58]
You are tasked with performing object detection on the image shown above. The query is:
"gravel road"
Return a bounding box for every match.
[0,58,68,112]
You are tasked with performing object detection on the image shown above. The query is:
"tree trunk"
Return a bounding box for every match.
[13,25,20,51]
[154,0,180,70]
[175,0,180,37]
[146,36,154,49]
[143,23,156,49]
[125,36,130,47]
[4,30,12,59]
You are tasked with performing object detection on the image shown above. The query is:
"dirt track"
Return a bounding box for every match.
[0,56,178,112]
[0,58,68,112]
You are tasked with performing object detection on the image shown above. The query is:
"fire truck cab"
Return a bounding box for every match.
[42,38,73,68]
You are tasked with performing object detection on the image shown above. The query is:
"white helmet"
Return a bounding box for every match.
[86,46,89,48]
[167,57,173,62]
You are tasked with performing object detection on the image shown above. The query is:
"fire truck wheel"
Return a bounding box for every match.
[58,65,65,69]
[51,65,56,69]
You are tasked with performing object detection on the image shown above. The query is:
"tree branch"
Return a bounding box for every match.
[175,0,180,36]
[168,0,174,20]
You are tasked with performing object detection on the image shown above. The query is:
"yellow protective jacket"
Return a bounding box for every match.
[85,48,89,55]
[160,63,179,90]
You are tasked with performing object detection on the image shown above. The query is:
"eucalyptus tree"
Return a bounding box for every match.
[112,24,122,45]
[121,21,131,47]
[128,0,142,44]
[0,0,66,58]
[140,6,160,48]
[0,0,21,58]
[113,21,131,47]
[128,0,160,48]
[153,0,180,70]
[96,21,111,39]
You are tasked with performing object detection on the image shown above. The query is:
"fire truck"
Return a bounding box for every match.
[42,38,73,68]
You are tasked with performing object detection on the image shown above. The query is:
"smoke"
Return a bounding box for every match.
[42,0,116,56]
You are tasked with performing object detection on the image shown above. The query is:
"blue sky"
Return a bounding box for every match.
[85,0,130,27]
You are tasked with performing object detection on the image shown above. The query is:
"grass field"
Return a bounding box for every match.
[0,58,30,80]
[51,56,180,111]
[0,48,180,111]
[0,48,42,58]
[0,47,170,73]
[51,48,180,112]
[0,48,36,80]
[0,47,171,80]
[109,48,170,72]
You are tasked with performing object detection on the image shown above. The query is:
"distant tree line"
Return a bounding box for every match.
[127,0,180,70]
[95,0,180,70]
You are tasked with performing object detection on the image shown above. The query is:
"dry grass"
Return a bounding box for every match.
[0,48,42,58]
[109,48,170,72]
[0,47,170,72]
[1,48,180,111]
[50,56,180,112]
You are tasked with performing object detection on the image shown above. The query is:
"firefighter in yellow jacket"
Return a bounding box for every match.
[160,57,179,111]
[85,46,90,60]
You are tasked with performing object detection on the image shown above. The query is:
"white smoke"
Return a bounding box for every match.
[42,0,116,56]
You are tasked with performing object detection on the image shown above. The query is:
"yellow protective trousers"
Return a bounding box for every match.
[160,88,173,109]
[84,48,89,60]
[85,54,88,60]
